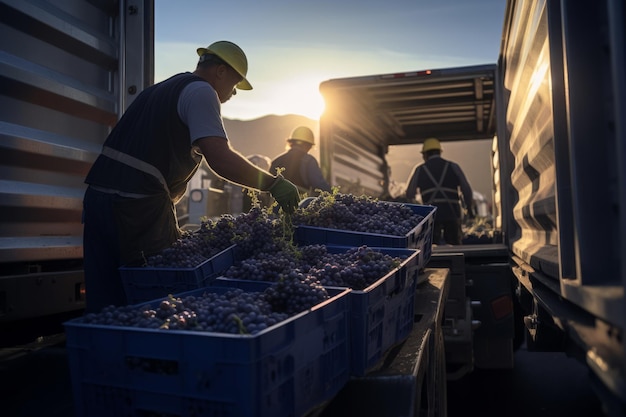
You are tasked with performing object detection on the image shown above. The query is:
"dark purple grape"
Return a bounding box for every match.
[140,206,289,268]
[264,271,329,315]
[293,192,424,236]
[224,244,405,290]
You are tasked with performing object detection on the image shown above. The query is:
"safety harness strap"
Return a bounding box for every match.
[422,162,460,205]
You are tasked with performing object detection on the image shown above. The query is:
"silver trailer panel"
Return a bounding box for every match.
[501,0,624,326]
[501,0,624,408]
[0,0,154,320]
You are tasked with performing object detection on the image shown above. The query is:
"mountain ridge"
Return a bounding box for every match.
[223,115,492,202]
[223,114,319,164]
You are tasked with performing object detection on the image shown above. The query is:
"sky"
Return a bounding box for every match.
[155,0,507,121]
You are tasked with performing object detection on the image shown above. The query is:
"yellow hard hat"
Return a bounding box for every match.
[422,137,442,153]
[197,41,252,90]
[288,126,315,145]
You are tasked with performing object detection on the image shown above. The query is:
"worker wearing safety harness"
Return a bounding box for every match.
[405,138,475,245]
[270,126,332,196]
[82,41,300,312]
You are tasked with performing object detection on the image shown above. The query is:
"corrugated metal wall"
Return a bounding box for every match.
[503,0,624,325]
[319,90,389,196]
[503,0,625,400]
[320,126,387,197]
[0,0,153,319]
[503,0,559,274]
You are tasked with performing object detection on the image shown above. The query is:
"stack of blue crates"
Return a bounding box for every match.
[215,244,421,377]
[324,245,420,376]
[294,203,437,271]
[67,201,436,415]
[64,280,351,417]
[291,203,437,376]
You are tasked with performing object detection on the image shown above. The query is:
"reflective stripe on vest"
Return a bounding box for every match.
[102,146,171,196]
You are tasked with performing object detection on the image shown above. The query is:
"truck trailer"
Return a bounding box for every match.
[316,0,625,414]
[1,0,624,416]
[1,0,154,330]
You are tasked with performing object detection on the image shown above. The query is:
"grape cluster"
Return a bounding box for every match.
[264,271,329,315]
[144,232,212,268]
[80,277,329,335]
[142,206,289,268]
[309,246,403,288]
[221,206,290,258]
[462,217,496,244]
[227,250,300,282]
[293,192,424,236]
[224,244,404,290]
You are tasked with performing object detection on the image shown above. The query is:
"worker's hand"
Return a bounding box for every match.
[268,175,300,214]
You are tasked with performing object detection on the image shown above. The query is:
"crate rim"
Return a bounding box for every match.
[64,286,351,338]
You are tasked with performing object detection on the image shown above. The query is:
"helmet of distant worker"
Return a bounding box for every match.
[197,40,252,90]
[421,137,442,154]
[288,126,316,146]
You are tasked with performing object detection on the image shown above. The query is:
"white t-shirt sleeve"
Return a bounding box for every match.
[178,81,228,144]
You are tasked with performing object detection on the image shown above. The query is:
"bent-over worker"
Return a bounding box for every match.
[82,41,300,312]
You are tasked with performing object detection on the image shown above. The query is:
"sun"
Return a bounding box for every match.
[288,80,326,120]
[221,73,329,121]
[274,75,327,120]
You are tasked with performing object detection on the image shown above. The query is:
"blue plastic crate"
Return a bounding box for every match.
[119,244,238,304]
[294,203,436,270]
[64,281,351,417]
[324,246,419,376]
[216,245,420,377]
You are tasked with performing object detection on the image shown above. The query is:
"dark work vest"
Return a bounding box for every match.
[85,73,205,202]
[270,148,308,189]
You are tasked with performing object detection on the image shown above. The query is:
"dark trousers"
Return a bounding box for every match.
[82,187,128,313]
[433,218,463,245]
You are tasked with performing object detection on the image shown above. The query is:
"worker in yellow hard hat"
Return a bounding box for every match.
[270,126,332,196]
[404,138,475,245]
[82,41,299,312]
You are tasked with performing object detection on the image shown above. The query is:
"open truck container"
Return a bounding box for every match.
[318,62,517,378]
[316,0,625,413]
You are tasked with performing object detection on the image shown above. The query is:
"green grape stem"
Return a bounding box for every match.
[232,314,248,335]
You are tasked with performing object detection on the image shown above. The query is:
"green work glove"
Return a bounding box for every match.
[268,175,300,214]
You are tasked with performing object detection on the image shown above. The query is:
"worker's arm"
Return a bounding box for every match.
[195,136,301,213]
[303,157,331,192]
[404,165,420,201]
[451,163,475,217]
[195,136,276,190]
